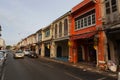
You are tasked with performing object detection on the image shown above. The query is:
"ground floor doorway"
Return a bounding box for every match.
[55,40,69,62]
[116,40,120,64]
[106,30,120,65]
[45,46,50,57]
[77,46,83,62]
[76,39,97,65]
[39,49,41,55]
[88,44,97,64]
[57,46,62,57]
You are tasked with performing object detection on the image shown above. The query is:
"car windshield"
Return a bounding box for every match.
[16,51,23,53]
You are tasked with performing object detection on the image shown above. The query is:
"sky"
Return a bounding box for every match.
[0,0,82,45]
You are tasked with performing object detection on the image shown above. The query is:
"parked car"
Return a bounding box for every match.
[13,50,24,59]
[23,50,30,56]
[28,51,38,58]
[0,50,8,60]
[0,52,5,66]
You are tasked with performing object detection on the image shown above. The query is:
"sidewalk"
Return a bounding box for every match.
[40,56,117,78]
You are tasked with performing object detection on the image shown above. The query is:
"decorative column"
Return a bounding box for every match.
[95,0,107,69]
[98,30,107,69]
[41,43,45,57]
[50,41,55,58]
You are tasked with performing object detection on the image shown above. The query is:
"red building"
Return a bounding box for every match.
[69,0,106,69]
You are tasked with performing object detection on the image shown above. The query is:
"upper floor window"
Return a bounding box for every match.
[75,9,95,30]
[38,33,42,41]
[55,24,57,38]
[92,14,95,24]
[59,22,62,37]
[105,0,117,14]
[64,19,68,36]
[111,0,117,12]
[105,1,110,14]
[45,29,50,37]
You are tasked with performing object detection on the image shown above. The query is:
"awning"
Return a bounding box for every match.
[71,32,96,40]
[106,28,120,34]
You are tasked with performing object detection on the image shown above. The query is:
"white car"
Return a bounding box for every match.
[0,50,8,60]
[23,50,30,56]
[0,52,5,66]
[14,50,24,59]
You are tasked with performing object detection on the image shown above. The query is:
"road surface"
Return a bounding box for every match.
[1,52,116,80]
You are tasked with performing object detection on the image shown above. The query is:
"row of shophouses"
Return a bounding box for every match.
[0,26,6,50]
[16,0,120,70]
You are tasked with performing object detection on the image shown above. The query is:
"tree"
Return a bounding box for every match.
[6,45,12,50]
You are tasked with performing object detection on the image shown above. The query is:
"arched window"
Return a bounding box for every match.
[55,24,57,38]
[64,19,68,36]
[59,22,62,37]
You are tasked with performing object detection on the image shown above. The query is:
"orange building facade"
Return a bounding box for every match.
[69,0,106,68]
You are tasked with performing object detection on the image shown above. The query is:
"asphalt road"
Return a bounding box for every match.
[1,52,116,80]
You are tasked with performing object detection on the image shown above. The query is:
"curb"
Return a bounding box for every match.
[39,57,117,78]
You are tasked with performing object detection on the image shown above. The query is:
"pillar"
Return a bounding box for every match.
[50,41,56,58]
[98,31,107,69]
[41,43,45,57]
[69,40,77,63]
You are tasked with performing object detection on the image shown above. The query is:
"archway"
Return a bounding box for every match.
[88,44,97,64]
